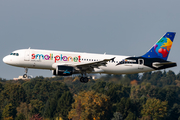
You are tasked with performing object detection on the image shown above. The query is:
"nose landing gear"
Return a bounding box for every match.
[23,68,28,78]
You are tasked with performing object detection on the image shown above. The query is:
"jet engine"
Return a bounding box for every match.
[52,65,74,76]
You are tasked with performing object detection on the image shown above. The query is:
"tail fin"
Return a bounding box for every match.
[141,32,176,60]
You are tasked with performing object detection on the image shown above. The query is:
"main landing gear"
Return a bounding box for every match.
[80,72,89,83]
[23,68,28,78]
[80,77,89,83]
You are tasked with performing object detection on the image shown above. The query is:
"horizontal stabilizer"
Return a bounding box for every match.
[152,62,177,68]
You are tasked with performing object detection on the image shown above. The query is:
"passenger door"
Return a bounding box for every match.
[24,50,30,61]
[138,59,144,69]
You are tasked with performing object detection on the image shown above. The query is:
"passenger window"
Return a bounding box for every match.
[16,53,19,56]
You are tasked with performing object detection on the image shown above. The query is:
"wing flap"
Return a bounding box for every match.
[75,57,115,71]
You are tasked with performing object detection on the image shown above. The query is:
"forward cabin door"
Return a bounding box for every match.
[138,59,144,69]
[24,50,30,61]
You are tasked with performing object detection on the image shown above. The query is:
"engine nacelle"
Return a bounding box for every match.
[52,65,74,76]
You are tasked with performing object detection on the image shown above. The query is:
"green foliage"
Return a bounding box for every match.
[22,79,69,103]
[30,99,44,116]
[15,113,26,120]
[91,81,130,103]
[125,112,136,120]
[56,91,74,120]
[141,98,168,120]
[0,84,26,109]
[157,85,180,106]
[68,90,113,120]
[2,103,16,119]
[43,98,56,118]
[116,97,134,119]
[0,82,3,93]
[16,102,31,120]
[1,70,180,119]
[166,103,180,120]
[125,73,139,81]
[0,111,1,120]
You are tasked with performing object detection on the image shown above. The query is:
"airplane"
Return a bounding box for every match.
[3,32,177,83]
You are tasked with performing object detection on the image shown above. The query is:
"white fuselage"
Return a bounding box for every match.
[3,49,154,75]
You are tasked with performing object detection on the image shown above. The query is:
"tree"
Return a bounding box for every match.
[29,99,44,116]
[15,113,26,120]
[113,74,122,80]
[30,114,43,120]
[125,74,139,81]
[176,72,180,80]
[56,91,74,120]
[43,98,57,119]
[166,103,180,120]
[16,102,31,120]
[2,103,16,119]
[0,111,1,120]
[141,72,152,81]
[68,91,113,120]
[157,86,180,107]
[22,79,69,103]
[148,71,163,86]
[111,112,123,120]
[0,84,26,108]
[124,112,136,120]
[0,82,3,93]
[116,97,133,119]
[141,98,168,120]
[91,82,130,103]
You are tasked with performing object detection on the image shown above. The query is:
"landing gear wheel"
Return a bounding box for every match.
[83,77,89,83]
[79,77,89,83]
[23,68,28,78]
[23,74,27,78]
[80,77,84,82]
[80,71,89,83]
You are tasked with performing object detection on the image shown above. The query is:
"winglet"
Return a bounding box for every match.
[141,32,176,60]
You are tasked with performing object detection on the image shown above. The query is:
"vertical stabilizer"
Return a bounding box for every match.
[141,32,176,60]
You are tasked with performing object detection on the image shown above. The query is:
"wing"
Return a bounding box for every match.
[74,57,115,72]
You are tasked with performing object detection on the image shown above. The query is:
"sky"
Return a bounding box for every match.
[0,0,180,79]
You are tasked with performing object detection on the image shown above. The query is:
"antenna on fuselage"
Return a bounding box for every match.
[28,47,31,49]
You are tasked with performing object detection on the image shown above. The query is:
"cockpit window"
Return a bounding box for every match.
[10,53,19,56]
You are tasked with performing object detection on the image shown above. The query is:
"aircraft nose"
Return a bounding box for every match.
[3,56,9,64]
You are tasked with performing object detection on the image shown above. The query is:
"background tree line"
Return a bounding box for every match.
[1,70,180,120]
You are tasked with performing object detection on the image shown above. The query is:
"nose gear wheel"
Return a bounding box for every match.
[23,68,28,78]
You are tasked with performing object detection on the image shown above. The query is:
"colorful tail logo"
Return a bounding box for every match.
[142,32,176,60]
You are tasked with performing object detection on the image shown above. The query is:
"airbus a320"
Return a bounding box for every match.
[3,32,177,83]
